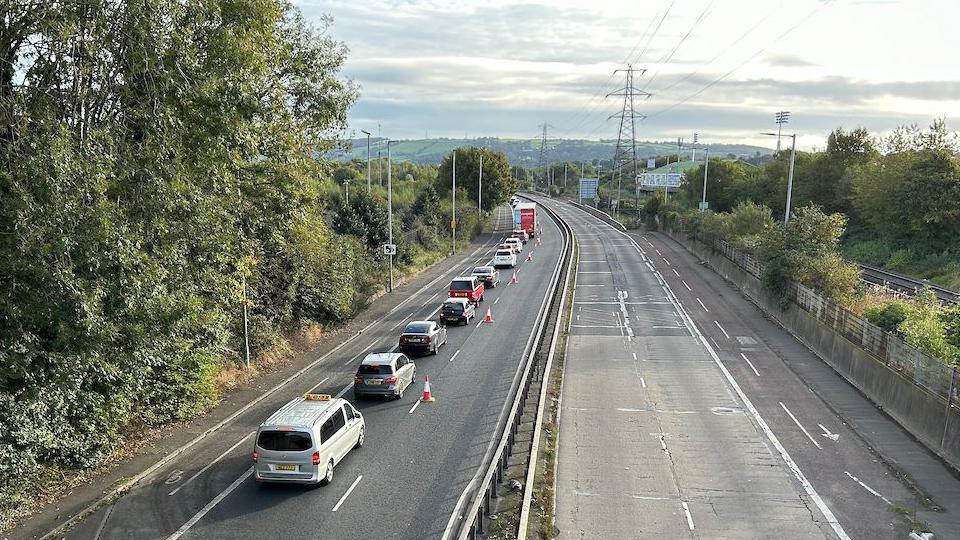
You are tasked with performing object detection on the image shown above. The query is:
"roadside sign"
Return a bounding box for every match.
[638,173,684,188]
[647,158,657,169]
[383,243,397,255]
[579,177,599,200]
[698,201,709,210]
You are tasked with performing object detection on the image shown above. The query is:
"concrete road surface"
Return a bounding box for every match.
[58,205,564,540]
[536,195,945,540]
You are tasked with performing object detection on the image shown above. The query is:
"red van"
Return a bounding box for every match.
[448,276,485,305]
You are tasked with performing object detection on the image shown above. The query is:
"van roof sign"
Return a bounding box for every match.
[303,393,332,401]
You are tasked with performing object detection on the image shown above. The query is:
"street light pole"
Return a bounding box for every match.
[387,140,395,292]
[361,130,371,192]
[700,148,709,212]
[785,133,797,224]
[452,150,457,254]
[478,153,483,215]
[344,179,350,205]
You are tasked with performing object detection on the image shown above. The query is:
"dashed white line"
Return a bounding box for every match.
[740,353,761,376]
[631,352,637,361]
[331,475,363,512]
[681,501,695,531]
[307,376,331,392]
[166,467,253,540]
[408,399,422,414]
[681,280,692,291]
[662,258,671,266]
[714,320,730,339]
[655,249,662,256]
[844,471,892,505]
[494,297,500,304]
[476,319,484,328]
[672,268,680,277]
[640,377,646,388]
[168,432,254,496]
[449,349,461,363]
[696,298,709,312]
[779,401,822,449]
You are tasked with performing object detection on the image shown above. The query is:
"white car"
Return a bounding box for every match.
[504,237,523,253]
[492,249,517,269]
[512,229,529,244]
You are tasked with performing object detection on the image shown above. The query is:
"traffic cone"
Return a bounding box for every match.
[526,251,533,262]
[510,272,518,284]
[421,376,435,402]
[484,306,494,323]
[536,236,542,246]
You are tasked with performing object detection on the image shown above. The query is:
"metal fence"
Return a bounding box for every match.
[707,236,958,408]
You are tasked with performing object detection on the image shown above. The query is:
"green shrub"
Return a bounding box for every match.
[864,301,910,332]
[848,239,896,265]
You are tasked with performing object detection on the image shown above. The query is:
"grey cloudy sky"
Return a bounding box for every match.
[296,0,960,150]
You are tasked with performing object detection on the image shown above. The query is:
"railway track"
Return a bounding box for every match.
[858,263,958,304]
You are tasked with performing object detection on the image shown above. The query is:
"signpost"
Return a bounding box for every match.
[579,177,599,203]
[638,172,684,189]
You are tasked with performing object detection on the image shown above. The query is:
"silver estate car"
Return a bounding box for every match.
[353,352,416,400]
[253,394,364,485]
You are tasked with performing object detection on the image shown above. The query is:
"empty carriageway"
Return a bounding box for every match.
[537,197,842,540]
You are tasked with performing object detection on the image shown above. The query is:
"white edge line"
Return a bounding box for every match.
[740,353,761,377]
[408,399,422,414]
[168,432,255,496]
[779,401,823,449]
[681,501,695,531]
[166,467,253,540]
[331,475,363,512]
[587,224,850,540]
[449,350,462,363]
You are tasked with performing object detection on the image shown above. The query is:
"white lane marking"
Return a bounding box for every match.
[681,280,692,291]
[818,423,840,441]
[696,298,709,312]
[332,475,363,512]
[740,353,761,377]
[655,249,662,256]
[714,320,730,339]
[567,216,851,540]
[344,343,376,366]
[92,503,115,540]
[617,290,634,338]
[844,471,892,505]
[408,399,422,414]
[640,377,646,388]
[390,311,415,331]
[779,401,822,449]
[168,432,254,496]
[662,258,671,266]
[494,297,500,304]
[167,467,253,540]
[335,383,352,399]
[449,349,461,363]
[426,291,439,303]
[476,319,484,328]
[632,352,637,361]
[307,376,331,392]
[426,305,442,320]
[672,268,680,277]
[682,501,695,531]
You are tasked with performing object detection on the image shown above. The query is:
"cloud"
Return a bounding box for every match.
[763,53,818,68]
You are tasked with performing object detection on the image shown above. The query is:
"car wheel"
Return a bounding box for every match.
[355,426,364,449]
[321,459,334,485]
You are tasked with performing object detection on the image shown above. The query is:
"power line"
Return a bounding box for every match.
[647,0,834,118]
[641,0,714,91]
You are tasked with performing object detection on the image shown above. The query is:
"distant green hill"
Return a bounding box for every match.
[329,137,771,166]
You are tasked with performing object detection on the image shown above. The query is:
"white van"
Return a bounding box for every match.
[253,393,364,485]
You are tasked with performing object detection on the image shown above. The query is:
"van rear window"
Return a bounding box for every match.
[257,430,312,451]
[358,364,394,375]
[449,280,474,291]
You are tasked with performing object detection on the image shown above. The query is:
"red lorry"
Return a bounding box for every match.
[448,276,485,305]
[513,202,537,237]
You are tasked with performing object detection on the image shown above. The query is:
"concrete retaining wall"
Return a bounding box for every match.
[672,234,960,471]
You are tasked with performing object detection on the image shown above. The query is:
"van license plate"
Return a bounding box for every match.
[276,464,296,471]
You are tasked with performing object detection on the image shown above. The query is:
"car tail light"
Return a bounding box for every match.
[354,375,362,385]
[252,451,259,463]
[312,451,320,465]
[384,376,398,384]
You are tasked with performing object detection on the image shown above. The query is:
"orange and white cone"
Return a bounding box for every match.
[484,306,494,323]
[421,376,435,402]
[526,251,533,262]
[510,272,518,284]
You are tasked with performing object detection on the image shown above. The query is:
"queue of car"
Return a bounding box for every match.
[254,198,537,486]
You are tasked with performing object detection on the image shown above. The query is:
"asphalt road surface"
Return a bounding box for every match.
[63,205,564,540]
[535,195,938,540]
